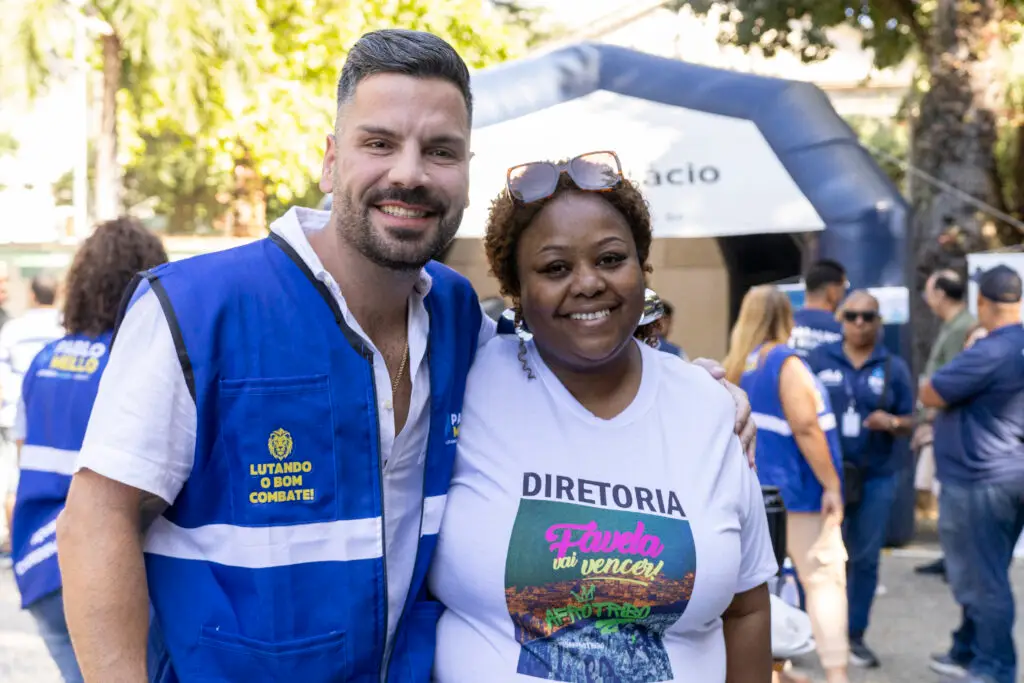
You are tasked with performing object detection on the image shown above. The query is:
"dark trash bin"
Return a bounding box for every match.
[762,485,787,571]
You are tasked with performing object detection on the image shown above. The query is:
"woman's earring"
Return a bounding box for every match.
[505,306,536,380]
[638,288,665,326]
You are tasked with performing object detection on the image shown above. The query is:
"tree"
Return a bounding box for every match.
[3,0,531,235]
[1,0,261,223]
[684,0,1024,374]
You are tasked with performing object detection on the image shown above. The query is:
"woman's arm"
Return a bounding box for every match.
[723,583,772,683]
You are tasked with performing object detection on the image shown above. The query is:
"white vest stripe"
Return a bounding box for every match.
[20,445,79,476]
[143,515,384,568]
[752,412,836,436]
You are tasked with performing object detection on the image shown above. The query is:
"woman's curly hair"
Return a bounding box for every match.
[62,217,169,336]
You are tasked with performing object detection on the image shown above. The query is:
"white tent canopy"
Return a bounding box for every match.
[465,90,825,239]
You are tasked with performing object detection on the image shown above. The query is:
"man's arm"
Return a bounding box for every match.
[58,290,196,683]
[58,474,165,682]
[921,344,997,409]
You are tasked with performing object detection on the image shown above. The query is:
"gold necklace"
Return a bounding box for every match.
[391,340,409,394]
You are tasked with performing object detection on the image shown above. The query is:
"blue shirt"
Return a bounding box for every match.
[808,342,914,478]
[790,308,842,357]
[656,337,687,360]
[931,324,1024,485]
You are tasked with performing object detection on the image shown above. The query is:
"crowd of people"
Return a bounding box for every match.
[0,26,1020,683]
[735,259,1023,683]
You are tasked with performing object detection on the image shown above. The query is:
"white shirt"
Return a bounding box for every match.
[429,338,778,682]
[0,307,64,428]
[76,206,496,658]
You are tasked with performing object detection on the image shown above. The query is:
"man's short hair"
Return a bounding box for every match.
[336,29,473,124]
[31,273,58,306]
[932,269,965,301]
[661,300,675,317]
[805,259,847,293]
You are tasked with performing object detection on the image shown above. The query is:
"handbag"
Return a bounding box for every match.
[843,356,891,508]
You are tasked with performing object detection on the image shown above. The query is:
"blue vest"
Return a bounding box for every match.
[740,344,843,513]
[11,333,111,608]
[126,235,481,683]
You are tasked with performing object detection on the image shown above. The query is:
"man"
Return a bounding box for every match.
[653,300,688,359]
[57,30,756,683]
[913,269,975,578]
[790,259,848,357]
[919,265,1024,683]
[0,274,63,561]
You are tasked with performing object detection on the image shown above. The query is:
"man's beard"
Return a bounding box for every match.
[332,188,463,272]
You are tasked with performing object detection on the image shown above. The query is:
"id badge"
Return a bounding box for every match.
[842,408,861,438]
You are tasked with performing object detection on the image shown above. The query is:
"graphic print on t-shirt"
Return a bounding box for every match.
[505,472,697,682]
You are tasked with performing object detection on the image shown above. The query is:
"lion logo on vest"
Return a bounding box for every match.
[268,428,293,461]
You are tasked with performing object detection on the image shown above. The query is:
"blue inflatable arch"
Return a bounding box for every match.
[470,43,909,294]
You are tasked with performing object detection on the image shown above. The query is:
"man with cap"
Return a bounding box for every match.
[918,264,1024,683]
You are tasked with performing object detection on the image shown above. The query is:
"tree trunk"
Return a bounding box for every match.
[212,143,267,237]
[907,0,1005,378]
[94,32,122,222]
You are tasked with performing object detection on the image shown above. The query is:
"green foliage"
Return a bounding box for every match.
[0,131,18,156]
[844,114,910,190]
[125,0,531,231]
[2,0,532,232]
[684,0,922,69]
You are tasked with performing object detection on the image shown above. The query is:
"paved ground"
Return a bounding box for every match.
[1,538,1022,682]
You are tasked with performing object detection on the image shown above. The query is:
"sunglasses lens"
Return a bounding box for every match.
[844,311,877,323]
[570,152,621,190]
[508,163,559,203]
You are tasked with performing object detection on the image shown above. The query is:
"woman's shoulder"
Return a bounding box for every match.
[643,344,734,419]
[465,334,535,396]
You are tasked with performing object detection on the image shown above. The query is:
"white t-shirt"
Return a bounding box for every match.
[0,307,64,428]
[74,206,497,657]
[429,337,777,683]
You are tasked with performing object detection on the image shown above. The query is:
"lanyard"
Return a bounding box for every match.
[842,369,857,410]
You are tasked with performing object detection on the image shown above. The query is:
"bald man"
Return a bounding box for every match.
[914,270,975,577]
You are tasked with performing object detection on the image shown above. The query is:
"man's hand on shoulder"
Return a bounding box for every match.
[689,357,756,468]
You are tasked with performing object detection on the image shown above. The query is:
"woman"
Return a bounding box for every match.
[10,217,167,682]
[723,286,849,683]
[429,151,777,682]
[806,290,913,669]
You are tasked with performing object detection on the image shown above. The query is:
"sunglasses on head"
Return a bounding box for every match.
[843,310,878,323]
[507,151,624,204]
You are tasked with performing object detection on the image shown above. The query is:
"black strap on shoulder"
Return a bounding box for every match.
[145,273,197,403]
[109,269,197,403]
[109,271,148,351]
[267,232,371,357]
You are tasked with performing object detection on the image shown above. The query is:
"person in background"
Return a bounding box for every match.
[790,259,848,358]
[11,218,168,683]
[0,273,64,568]
[919,265,1024,683]
[0,261,12,561]
[653,300,688,359]
[913,269,974,578]
[808,291,914,669]
[725,285,849,683]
